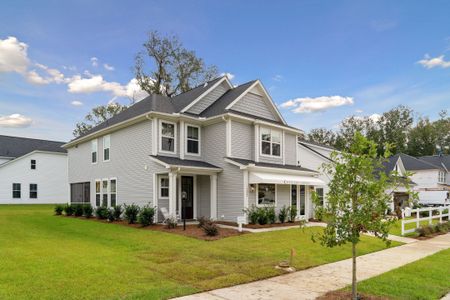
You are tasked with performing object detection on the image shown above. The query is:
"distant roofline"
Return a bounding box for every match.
[0,134,66,144]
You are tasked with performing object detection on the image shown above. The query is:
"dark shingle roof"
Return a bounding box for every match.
[225,157,318,173]
[419,155,450,171]
[150,155,221,169]
[298,138,335,150]
[0,135,66,158]
[386,153,444,171]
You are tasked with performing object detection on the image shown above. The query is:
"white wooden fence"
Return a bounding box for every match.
[401,205,449,236]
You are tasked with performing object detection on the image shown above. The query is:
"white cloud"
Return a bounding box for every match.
[25,70,50,85]
[103,63,114,71]
[71,100,83,107]
[0,36,30,74]
[280,96,354,113]
[0,113,32,128]
[90,57,98,67]
[220,72,235,80]
[417,54,450,69]
[273,74,283,82]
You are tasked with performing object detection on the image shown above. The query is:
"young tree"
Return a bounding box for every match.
[134,31,218,97]
[73,103,128,137]
[312,132,412,300]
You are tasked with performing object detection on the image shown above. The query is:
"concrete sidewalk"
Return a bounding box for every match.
[174,233,450,300]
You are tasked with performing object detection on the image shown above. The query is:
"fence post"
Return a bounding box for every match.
[429,208,432,225]
[439,207,442,223]
[416,208,420,228]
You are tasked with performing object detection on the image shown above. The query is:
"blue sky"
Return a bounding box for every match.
[1,0,450,141]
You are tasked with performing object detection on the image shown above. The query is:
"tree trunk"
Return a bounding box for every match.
[352,242,357,300]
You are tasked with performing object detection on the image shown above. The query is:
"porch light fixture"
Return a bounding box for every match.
[249,184,255,192]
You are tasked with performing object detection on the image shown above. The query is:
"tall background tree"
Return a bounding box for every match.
[134,31,218,97]
[73,103,127,137]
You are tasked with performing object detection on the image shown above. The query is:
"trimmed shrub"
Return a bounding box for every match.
[113,205,123,220]
[166,216,177,229]
[202,221,219,236]
[289,206,298,222]
[315,206,325,221]
[54,204,64,215]
[197,216,209,228]
[138,205,155,226]
[257,208,269,225]
[416,225,433,237]
[266,206,276,224]
[107,208,116,222]
[434,223,449,233]
[124,204,140,224]
[83,204,93,218]
[243,205,259,224]
[278,205,288,223]
[73,204,83,217]
[95,206,108,219]
[63,204,74,216]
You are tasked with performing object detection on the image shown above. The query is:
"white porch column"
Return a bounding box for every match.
[305,185,310,220]
[243,170,249,220]
[169,171,177,217]
[153,173,158,223]
[210,174,218,220]
[180,120,185,160]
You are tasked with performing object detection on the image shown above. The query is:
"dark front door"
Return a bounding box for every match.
[181,176,194,220]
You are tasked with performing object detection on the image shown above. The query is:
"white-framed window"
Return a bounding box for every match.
[186,124,200,155]
[91,139,98,164]
[316,188,324,206]
[257,183,276,206]
[260,127,281,157]
[12,183,21,199]
[159,120,176,153]
[110,178,117,207]
[29,184,38,199]
[95,180,101,206]
[103,135,110,162]
[31,159,36,170]
[159,176,169,198]
[438,171,446,183]
[102,179,108,206]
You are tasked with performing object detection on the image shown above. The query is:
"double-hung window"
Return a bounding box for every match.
[260,127,281,157]
[31,159,36,170]
[102,180,108,207]
[91,139,98,163]
[186,125,200,155]
[12,183,21,199]
[110,179,117,207]
[29,184,38,199]
[160,176,169,198]
[95,180,101,206]
[438,171,446,183]
[160,121,176,153]
[103,135,110,161]
[316,188,324,206]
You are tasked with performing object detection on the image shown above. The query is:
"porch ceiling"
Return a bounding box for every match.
[249,171,325,186]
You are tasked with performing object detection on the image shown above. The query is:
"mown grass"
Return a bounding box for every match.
[351,248,450,299]
[0,205,401,300]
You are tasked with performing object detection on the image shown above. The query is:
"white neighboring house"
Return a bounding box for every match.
[0,135,68,204]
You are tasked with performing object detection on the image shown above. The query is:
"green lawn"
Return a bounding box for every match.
[389,217,440,237]
[0,205,401,300]
[352,248,450,299]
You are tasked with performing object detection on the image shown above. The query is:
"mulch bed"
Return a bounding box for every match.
[60,215,245,241]
[216,220,304,229]
[316,291,388,300]
[415,230,448,240]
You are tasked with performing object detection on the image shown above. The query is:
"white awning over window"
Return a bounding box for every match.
[249,172,326,186]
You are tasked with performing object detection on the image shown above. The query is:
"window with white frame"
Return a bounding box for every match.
[160,121,176,152]
[439,171,446,183]
[159,176,169,198]
[110,179,117,207]
[260,127,281,157]
[29,184,38,199]
[95,180,101,206]
[257,184,276,205]
[316,188,324,206]
[12,183,21,199]
[186,125,200,155]
[102,180,108,206]
[103,135,110,161]
[91,139,98,163]
[31,159,36,170]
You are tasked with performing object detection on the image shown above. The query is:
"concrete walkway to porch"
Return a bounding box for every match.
[174,233,450,300]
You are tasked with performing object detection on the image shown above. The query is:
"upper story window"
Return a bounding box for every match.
[186,125,200,155]
[260,127,281,157]
[31,159,36,170]
[160,121,176,153]
[91,139,98,163]
[103,135,110,162]
[438,171,446,183]
[12,183,21,199]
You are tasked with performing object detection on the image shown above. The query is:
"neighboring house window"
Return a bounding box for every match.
[316,188,324,206]
[186,125,200,155]
[291,185,297,207]
[29,184,38,199]
[110,179,117,207]
[12,183,21,199]
[159,176,169,198]
[257,184,276,206]
[91,139,98,163]
[260,127,281,157]
[31,159,36,170]
[102,180,108,206]
[160,121,176,153]
[103,135,110,161]
[438,171,446,183]
[95,180,101,206]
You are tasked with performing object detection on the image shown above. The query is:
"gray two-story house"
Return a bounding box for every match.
[63,76,325,222]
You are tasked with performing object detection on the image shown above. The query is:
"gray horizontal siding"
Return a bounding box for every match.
[187,82,230,114]
[231,120,253,160]
[197,175,211,218]
[231,92,278,121]
[285,133,298,165]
